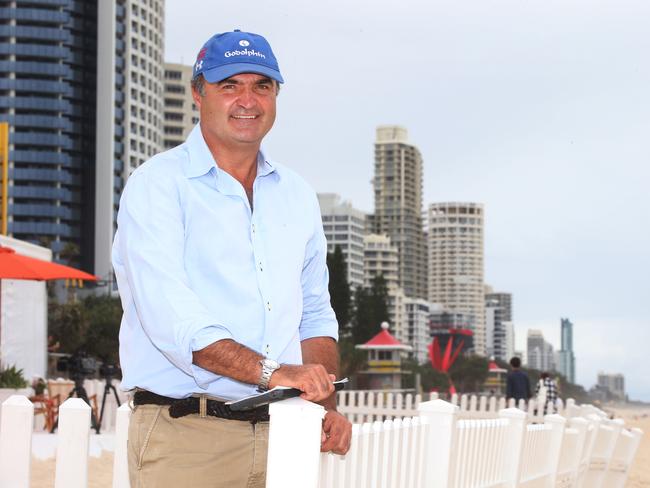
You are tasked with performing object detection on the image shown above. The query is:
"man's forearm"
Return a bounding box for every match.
[193,338,336,404]
[192,339,263,385]
[301,336,339,411]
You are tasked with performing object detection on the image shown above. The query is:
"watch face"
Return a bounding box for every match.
[265,359,280,370]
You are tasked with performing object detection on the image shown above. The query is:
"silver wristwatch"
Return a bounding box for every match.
[258,358,281,391]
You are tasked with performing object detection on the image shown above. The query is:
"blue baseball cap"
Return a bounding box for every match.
[193,30,284,84]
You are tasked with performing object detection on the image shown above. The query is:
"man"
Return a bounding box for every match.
[112,30,352,488]
[506,356,531,403]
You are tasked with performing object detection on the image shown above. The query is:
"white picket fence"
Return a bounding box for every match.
[337,390,568,423]
[313,399,642,488]
[0,393,643,487]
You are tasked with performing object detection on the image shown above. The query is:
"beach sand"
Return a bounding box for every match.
[31,453,114,488]
[607,404,650,488]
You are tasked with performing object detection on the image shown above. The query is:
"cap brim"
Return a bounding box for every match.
[201,63,284,84]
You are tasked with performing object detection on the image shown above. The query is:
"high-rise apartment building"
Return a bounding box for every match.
[557,318,576,383]
[363,233,398,289]
[485,290,512,321]
[163,62,199,149]
[318,193,366,290]
[95,0,164,281]
[0,1,164,278]
[364,233,406,344]
[428,202,486,355]
[1,1,101,271]
[597,372,625,401]
[404,298,437,364]
[526,329,555,372]
[485,294,514,362]
[372,126,427,300]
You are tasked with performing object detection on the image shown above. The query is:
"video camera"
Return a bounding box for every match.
[99,363,121,379]
[57,352,98,377]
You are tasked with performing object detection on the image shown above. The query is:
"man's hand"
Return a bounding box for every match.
[320,410,352,455]
[268,363,335,403]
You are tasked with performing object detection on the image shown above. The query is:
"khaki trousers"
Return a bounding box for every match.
[128,404,269,488]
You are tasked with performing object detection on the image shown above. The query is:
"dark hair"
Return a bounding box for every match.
[540,372,550,379]
[509,357,521,368]
[191,74,206,97]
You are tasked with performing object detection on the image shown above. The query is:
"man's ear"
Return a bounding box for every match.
[191,87,203,109]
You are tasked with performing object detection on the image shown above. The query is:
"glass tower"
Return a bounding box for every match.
[0,0,99,270]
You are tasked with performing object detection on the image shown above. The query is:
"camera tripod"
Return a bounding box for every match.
[98,374,122,429]
[51,374,101,434]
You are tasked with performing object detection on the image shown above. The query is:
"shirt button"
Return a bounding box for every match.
[259,262,263,272]
[252,223,256,233]
[267,302,271,311]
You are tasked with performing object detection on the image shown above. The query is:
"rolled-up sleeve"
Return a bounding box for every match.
[115,167,231,388]
[299,192,339,342]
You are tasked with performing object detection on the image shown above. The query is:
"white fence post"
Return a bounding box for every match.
[266,397,325,488]
[563,416,589,486]
[460,394,468,412]
[113,403,132,488]
[479,395,487,414]
[55,398,91,488]
[418,399,459,488]
[0,395,34,487]
[498,407,527,487]
[544,413,567,485]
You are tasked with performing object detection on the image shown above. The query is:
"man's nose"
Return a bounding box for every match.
[236,87,257,108]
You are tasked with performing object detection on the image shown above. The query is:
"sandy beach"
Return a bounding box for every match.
[29,405,650,487]
[32,453,114,488]
[606,404,650,488]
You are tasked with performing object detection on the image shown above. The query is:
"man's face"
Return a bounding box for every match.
[192,73,278,150]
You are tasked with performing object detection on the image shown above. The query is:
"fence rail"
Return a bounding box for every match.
[336,390,568,423]
[0,392,643,488]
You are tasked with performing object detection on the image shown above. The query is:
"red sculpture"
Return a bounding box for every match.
[428,329,472,395]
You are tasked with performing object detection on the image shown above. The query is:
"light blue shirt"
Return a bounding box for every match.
[112,125,338,400]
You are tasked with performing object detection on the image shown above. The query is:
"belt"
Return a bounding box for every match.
[133,390,269,423]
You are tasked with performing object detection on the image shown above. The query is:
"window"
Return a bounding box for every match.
[165,70,182,80]
[165,98,183,108]
[165,84,185,94]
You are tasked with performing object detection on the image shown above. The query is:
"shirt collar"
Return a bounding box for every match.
[184,124,277,180]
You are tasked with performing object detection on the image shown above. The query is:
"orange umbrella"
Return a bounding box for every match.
[0,246,97,372]
[0,246,97,281]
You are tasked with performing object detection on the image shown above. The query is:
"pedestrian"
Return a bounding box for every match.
[506,356,531,403]
[112,29,352,487]
[535,372,559,413]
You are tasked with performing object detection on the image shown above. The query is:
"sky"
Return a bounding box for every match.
[165,0,650,400]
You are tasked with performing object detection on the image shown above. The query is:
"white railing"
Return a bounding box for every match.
[270,398,643,488]
[0,394,643,488]
[337,390,567,423]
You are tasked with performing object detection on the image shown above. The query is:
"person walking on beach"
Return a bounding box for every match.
[112,29,351,487]
[535,371,559,413]
[506,356,531,403]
